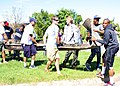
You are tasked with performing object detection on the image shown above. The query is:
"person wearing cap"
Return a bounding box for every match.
[92,18,119,85]
[43,16,61,74]
[21,18,39,68]
[0,16,8,63]
[61,16,82,68]
[4,21,14,57]
[85,15,104,71]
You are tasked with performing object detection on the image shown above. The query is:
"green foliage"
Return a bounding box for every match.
[32,9,54,40]
[31,8,83,39]
[57,8,82,30]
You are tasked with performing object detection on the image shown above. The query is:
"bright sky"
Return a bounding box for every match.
[0,0,120,23]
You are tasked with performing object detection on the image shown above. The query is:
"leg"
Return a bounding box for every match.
[71,50,79,67]
[96,52,106,78]
[86,48,96,64]
[22,45,30,68]
[23,57,27,67]
[55,58,61,74]
[45,58,53,72]
[62,50,72,66]
[2,50,6,63]
[85,48,96,70]
[31,55,35,66]
[96,47,101,69]
[30,44,37,68]
[108,46,119,84]
[101,52,106,75]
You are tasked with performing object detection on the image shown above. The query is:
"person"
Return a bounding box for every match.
[4,21,14,56]
[58,29,63,45]
[61,16,82,68]
[0,16,8,63]
[43,16,61,74]
[13,24,25,60]
[92,18,119,85]
[21,18,39,68]
[85,15,104,71]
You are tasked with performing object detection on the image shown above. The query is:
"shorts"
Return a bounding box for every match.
[46,46,60,61]
[22,44,37,58]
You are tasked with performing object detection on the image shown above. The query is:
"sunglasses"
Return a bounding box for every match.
[54,19,59,21]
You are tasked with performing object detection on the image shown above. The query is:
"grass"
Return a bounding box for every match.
[0,50,120,84]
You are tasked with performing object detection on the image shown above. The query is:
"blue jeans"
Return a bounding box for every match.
[86,46,101,68]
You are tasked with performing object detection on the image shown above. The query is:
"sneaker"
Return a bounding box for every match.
[104,82,115,86]
[96,72,104,78]
[29,65,36,69]
[85,63,91,71]
[3,61,8,63]
[24,65,27,68]
[96,67,100,71]
[57,71,61,75]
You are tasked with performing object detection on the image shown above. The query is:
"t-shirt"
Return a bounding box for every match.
[14,28,23,40]
[62,24,82,44]
[0,25,5,41]
[44,24,59,47]
[4,26,13,39]
[91,24,104,46]
[21,24,34,45]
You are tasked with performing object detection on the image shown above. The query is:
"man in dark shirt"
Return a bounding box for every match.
[13,24,25,59]
[4,21,13,39]
[4,21,14,56]
[92,18,119,85]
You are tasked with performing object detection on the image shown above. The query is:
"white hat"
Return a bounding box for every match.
[0,16,4,22]
[94,15,101,19]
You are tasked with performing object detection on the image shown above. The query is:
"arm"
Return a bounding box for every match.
[93,29,104,34]
[29,34,37,44]
[3,33,8,43]
[43,29,48,45]
[97,30,110,45]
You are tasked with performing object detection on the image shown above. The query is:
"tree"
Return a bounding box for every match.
[4,7,23,29]
[32,9,54,39]
[31,8,84,40]
[57,8,82,30]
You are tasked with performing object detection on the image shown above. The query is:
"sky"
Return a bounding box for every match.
[0,0,120,23]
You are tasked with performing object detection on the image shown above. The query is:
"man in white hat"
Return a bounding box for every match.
[85,15,104,71]
[0,16,8,63]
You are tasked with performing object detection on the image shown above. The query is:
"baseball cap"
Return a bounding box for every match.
[94,15,101,19]
[4,21,9,26]
[29,18,37,23]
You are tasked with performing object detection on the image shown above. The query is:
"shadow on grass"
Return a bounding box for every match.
[35,60,47,66]
[58,60,102,72]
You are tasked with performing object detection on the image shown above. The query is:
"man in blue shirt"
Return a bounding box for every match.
[4,21,14,56]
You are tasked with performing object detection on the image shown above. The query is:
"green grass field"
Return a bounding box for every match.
[0,50,120,85]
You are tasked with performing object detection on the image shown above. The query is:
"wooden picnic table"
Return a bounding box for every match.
[5,42,99,51]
